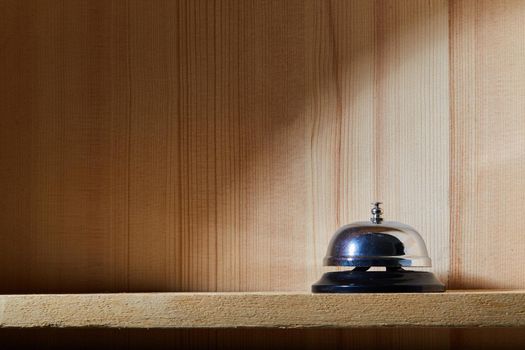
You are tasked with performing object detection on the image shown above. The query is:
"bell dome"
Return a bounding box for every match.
[323,203,431,267]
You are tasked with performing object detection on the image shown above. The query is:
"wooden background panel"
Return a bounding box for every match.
[0,0,34,292]
[171,0,310,291]
[306,0,450,285]
[450,0,525,288]
[303,0,378,293]
[0,0,449,293]
[370,0,449,280]
[0,0,130,293]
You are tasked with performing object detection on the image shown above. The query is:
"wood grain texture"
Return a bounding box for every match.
[0,291,523,329]
[449,0,525,289]
[0,0,449,293]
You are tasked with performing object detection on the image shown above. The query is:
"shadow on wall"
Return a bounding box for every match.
[0,328,524,350]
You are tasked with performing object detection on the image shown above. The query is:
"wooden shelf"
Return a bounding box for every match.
[1,290,524,329]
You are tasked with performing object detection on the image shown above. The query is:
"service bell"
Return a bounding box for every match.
[312,202,445,293]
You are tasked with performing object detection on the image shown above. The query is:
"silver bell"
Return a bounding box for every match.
[312,202,445,293]
[324,202,431,268]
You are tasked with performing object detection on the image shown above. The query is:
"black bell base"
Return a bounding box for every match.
[312,269,445,293]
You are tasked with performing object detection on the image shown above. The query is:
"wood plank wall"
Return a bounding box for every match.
[449,0,525,289]
[0,0,450,294]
